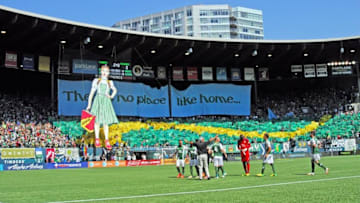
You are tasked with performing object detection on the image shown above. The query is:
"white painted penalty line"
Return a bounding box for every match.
[48,175,360,203]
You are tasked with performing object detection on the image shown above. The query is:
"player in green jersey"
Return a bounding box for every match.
[307,131,329,176]
[257,133,277,177]
[187,141,199,179]
[174,140,187,178]
[210,137,228,179]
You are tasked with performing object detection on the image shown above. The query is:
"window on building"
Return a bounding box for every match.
[187,25,193,32]
[201,26,209,31]
[175,12,183,19]
[164,28,171,34]
[200,18,209,24]
[186,9,192,17]
[255,30,261,34]
[164,14,172,22]
[175,26,181,33]
[188,33,193,37]
[153,17,161,24]
[243,28,248,33]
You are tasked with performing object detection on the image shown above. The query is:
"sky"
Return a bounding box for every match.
[0,0,359,40]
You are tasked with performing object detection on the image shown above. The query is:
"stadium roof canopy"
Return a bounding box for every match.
[0,5,359,68]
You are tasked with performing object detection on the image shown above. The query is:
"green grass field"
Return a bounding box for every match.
[0,156,359,203]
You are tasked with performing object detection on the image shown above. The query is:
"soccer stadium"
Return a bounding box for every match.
[0,3,360,203]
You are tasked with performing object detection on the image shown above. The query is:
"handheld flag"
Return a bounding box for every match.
[268,108,278,120]
[81,110,96,132]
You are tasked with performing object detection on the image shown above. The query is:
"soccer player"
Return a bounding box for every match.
[188,141,199,179]
[257,133,277,177]
[238,134,251,176]
[174,140,187,178]
[307,131,329,176]
[210,137,228,179]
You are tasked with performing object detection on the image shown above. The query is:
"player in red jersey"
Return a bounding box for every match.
[238,135,251,176]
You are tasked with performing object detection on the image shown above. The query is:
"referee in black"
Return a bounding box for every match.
[185,135,217,180]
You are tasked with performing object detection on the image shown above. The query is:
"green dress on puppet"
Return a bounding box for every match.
[90,79,118,125]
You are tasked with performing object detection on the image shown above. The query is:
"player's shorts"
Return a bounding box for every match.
[213,156,224,167]
[241,155,250,162]
[263,154,274,164]
[190,159,198,166]
[176,159,185,167]
[311,154,321,162]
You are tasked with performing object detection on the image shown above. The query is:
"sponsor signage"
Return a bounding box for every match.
[173,67,184,81]
[258,68,269,81]
[244,68,255,81]
[331,66,352,75]
[0,159,37,165]
[72,59,98,74]
[231,68,241,81]
[316,64,328,77]
[162,158,176,165]
[142,66,155,78]
[304,64,316,78]
[110,62,133,80]
[291,65,302,73]
[88,161,126,168]
[3,163,44,171]
[39,56,51,72]
[58,59,70,74]
[46,162,88,169]
[187,67,198,81]
[5,51,17,68]
[202,67,213,80]
[157,66,167,79]
[216,67,227,81]
[22,54,35,70]
[0,148,35,159]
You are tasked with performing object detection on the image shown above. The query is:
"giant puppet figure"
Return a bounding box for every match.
[86,64,118,149]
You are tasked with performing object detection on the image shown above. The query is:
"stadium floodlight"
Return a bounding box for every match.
[0,30,6,34]
[184,52,190,56]
[327,62,331,66]
[352,61,356,65]
[345,61,349,65]
[340,47,345,54]
[60,40,66,44]
[350,49,356,53]
[150,49,156,54]
[267,53,272,58]
[252,50,258,56]
[334,62,338,66]
[97,45,104,49]
[234,53,240,57]
[188,47,193,54]
[83,37,91,45]
[255,65,259,68]
[303,53,309,57]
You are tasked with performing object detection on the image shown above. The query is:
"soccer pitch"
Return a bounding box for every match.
[0,156,359,203]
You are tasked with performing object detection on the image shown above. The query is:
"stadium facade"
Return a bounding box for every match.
[112,4,264,40]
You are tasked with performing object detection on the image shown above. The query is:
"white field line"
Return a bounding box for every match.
[48,175,360,203]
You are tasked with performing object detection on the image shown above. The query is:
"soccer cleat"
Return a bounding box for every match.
[223,172,227,176]
[325,168,329,175]
[256,174,264,177]
[95,138,101,148]
[270,173,277,177]
[105,139,111,150]
[188,176,193,179]
[181,175,185,179]
[195,176,199,179]
[222,175,225,178]
[177,173,181,178]
[307,172,315,176]
[245,173,250,176]
[216,176,219,179]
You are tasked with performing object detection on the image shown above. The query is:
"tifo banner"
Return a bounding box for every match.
[231,68,241,81]
[216,67,227,81]
[244,68,255,81]
[304,64,316,78]
[5,51,17,68]
[46,149,55,163]
[173,67,184,81]
[55,148,65,163]
[171,84,251,117]
[64,148,80,162]
[58,80,170,117]
[316,64,328,77]
[22,54,35,70]
[72,59,98,74]
[0,148,35,159]
[38,56,50,72]
[202,67,213,80]
[187,67,198,81]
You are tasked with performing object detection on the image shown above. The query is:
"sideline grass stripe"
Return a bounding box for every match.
[48,175,360,203]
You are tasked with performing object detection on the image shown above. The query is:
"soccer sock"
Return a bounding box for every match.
[182,167,185,174]
[242,162,247,173]
[261,163,266,174]
[196,166,200,176]
[215,167,219,177]
[219,166,225,175]
[317,162,326,170]
[311,161,315,173]
[190,166,193,176]
[247,162,250,174]
[270,164,276,174]
[177,167,180,174]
